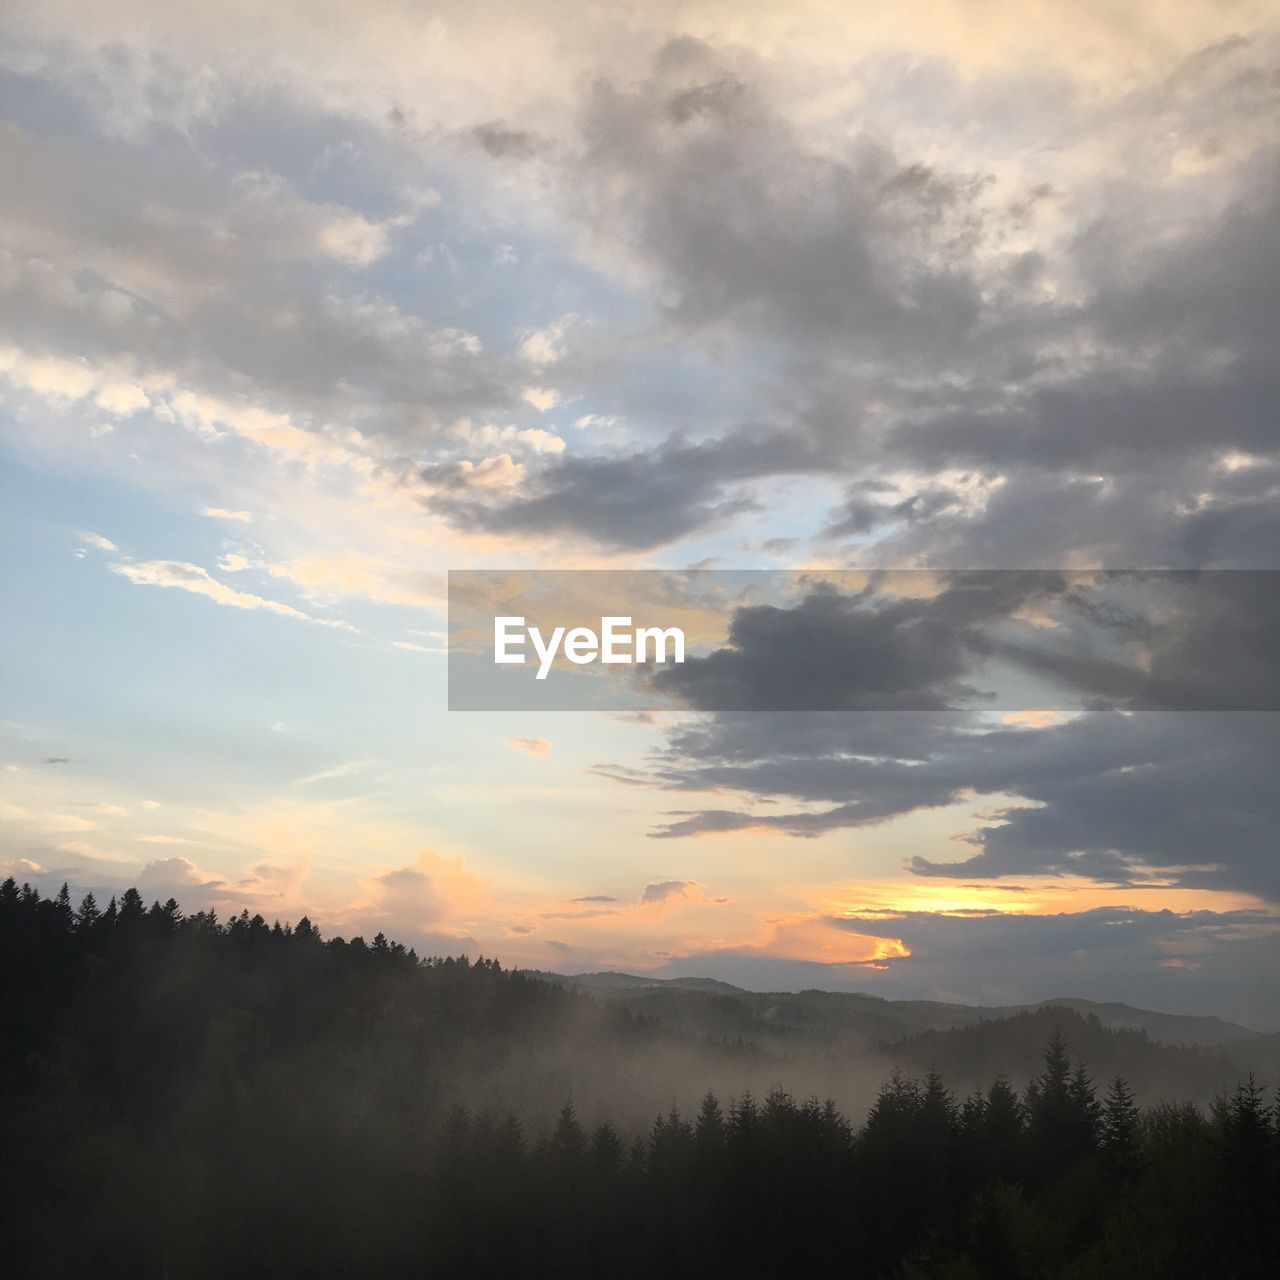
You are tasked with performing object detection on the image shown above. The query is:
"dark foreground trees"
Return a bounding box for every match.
[1,880,1277,1278]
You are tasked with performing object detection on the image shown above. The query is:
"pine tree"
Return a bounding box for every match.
[293,915,320,943]
[1102,1076,1141,1179]
[1027,1031,1094,1178]
[553,1101,586,1165]
[148,898,182,934]
[1222,1074,1270,1170]
[696,1091,725,1151]
[1069,1062,1102,1150]
[983,1074,1025,1181]
[75,892,101,933]
[118,887,145,927]
[590,1123,625,1175]
[54,882,73,932]
[922,1067,957,1134]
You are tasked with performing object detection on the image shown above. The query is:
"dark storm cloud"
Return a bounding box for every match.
[826,905,1280,1025]
[830,906,1273,964]
[628,570,1280,712]
[822,484,965,540]
[467,121,542,160]
[993,571,1280,712]
[426,38,1021,546]
[638,708,1280,900]
[432,429,823,549]
[450,37,1280,562]
[647,903,1280,1026]
[648,572,1072,711]
[841,158,1280,567]
[573,37,991,356]
[885,154,1280,475]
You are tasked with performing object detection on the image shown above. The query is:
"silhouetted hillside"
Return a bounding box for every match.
[531,970,1268,1089]
[886,1005,1277,1103]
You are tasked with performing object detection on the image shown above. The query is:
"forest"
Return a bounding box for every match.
[2,879,1276,1278]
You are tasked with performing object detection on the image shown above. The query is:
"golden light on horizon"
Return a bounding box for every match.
[820,876,1274,922]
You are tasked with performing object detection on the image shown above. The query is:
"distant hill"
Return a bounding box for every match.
[527,970,1262,1049]
[1011,997,1258,1047]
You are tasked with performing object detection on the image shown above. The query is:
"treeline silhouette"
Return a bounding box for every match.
[2,880,1277,1278]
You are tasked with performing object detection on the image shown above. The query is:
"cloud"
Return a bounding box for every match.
[0,116,522,473]
[75,529,118,551]
[650,904,1280,1025]
[201,507,253,523]
[824,905,1280,1019]
[645,570,1280,713]
[109,559,356,629]
[649,574,1055,711]
[295,759,377,787]
[432,431,810,549]
[635,707,1280,901]
[135,855,215,885]
[347,850,488,944]
[429,35,1280,560]
[94,381,149,415]
[508,737,551,758]
[4,14,1277,570]
[571,42,988,356]
[521,386,561,412]
[518,316,575,368]
[468,121,541,161]
[641,879,699,905]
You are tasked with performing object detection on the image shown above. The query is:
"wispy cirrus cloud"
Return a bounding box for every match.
[109,559,357,630]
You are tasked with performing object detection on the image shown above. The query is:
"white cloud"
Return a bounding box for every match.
[137,856,217,888]
[518,315,575,367]
[109,559,356,629]
[0,347,96,400]
[316,213,398,266]
[461,423,565,455]
[522,385,561,412]
[202,507,253,523]
[76,530,118,552]
[296,758,377,787]
[94,381,149,415]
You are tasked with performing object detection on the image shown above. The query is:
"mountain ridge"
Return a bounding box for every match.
[523,969,1262,1047]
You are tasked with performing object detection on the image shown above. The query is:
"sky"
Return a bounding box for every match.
[3,0,1280,1024]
